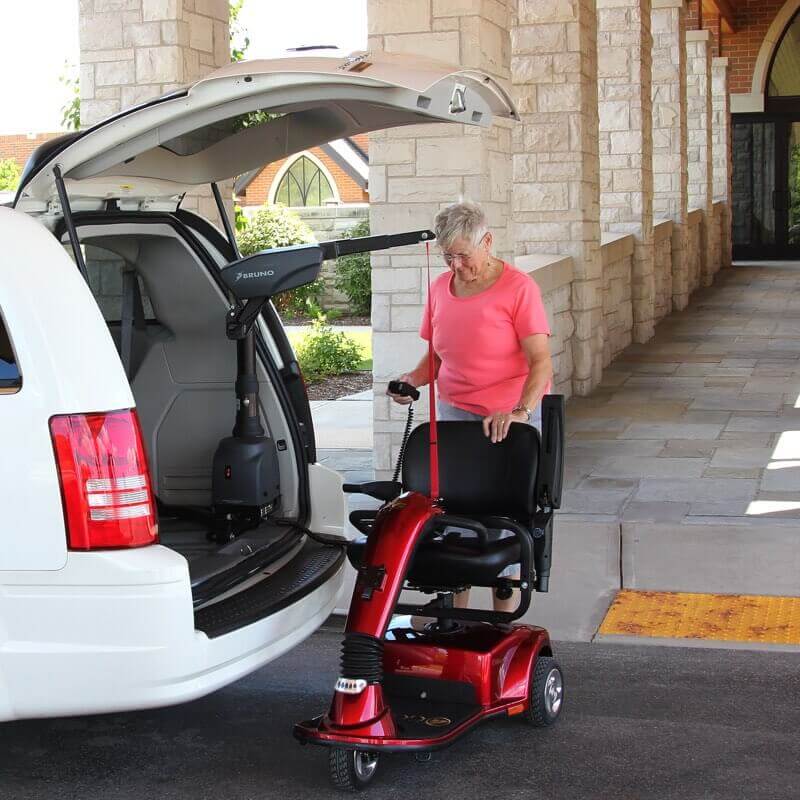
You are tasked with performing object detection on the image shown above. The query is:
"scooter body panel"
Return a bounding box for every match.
[384,621,550,707]
[345,491,441,637]
[296,622,550,750]
[293,490,555,753]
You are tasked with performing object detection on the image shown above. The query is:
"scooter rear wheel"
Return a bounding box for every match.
[329,748,380,791]
[525,656,564,727]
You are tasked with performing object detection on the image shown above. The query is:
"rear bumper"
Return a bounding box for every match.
[0,544,344,721]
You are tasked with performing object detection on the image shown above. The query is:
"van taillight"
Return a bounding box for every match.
[49,409,159,550]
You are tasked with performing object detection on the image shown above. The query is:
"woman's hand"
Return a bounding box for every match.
[387,373,417,405]
[482,409,527,443]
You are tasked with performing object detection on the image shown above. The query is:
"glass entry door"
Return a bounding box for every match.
[733,115,800,259]
[785,122,800,248]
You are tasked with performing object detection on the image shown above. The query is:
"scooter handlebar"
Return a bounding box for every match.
[342,481,402,501]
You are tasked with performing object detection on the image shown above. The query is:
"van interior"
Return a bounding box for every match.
[63,215,321,618]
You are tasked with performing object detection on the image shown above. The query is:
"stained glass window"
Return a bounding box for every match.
[274,156,335,206]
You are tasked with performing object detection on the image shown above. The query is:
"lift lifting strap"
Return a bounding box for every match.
[425,241,440,501]
[120,268,146,380]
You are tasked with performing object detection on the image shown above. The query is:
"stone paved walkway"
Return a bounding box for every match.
[314,266,800,605]
[564,262,800,524]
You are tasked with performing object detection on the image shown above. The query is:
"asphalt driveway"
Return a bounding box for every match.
[2,627,799,800]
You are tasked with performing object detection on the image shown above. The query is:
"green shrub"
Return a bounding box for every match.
[296,319,363,381]
[333,217,371,316]
[236,204,322,317]
[234,204,248,233]
[0,159,21,192]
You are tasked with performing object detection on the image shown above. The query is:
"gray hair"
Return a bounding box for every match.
[434,202,489,250]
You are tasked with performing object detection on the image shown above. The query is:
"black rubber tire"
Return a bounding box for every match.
[328,748,380,791]
[524,656,564,727]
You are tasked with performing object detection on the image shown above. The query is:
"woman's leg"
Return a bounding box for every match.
[493,566,521,613]
[453,588,471,608]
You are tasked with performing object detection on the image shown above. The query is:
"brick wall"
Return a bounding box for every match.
[687,0,787,95]
[0,133,62,169]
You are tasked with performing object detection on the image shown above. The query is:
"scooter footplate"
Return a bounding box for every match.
[389,694,480,739]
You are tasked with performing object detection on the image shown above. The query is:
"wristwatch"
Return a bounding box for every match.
[512,405,532,422]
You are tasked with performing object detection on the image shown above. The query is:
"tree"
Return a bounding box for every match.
[59,62,80,131]
[230,0,250,62]
[0,159,21,192]
[333,218,372,316]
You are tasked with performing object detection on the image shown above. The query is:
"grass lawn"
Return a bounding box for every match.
[285,327,372,371]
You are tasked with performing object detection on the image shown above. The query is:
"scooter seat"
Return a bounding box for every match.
[346,532,521,589]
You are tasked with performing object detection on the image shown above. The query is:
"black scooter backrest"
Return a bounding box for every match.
[402,421,540,517]
[535,395,566,509]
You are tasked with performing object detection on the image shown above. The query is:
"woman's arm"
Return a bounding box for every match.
[387,352,442,405]
[516,333,553,411]
[482,333,552,442]
[404,351,442,388]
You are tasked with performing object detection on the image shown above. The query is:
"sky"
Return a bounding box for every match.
[0,0,367,135]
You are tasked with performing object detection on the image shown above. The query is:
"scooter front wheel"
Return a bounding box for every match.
[329,748,380,791]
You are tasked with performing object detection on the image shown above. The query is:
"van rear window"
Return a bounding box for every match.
[0,309,21,394]
[64,244,156,323]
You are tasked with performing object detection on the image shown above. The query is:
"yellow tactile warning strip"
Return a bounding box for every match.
[598,590,800,645]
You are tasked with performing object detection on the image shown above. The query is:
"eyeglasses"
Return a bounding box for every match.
[441,234,487,265]
[442,250,473,265]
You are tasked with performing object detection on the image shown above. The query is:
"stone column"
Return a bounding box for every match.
[651,0,688,311]
[511,0,602,395]
[685,28,713,289]
[78,0,231,223]
[597,0,654,344]
[712,56,732,270]
[367,0,513,476]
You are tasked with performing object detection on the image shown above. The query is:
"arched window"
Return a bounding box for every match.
[274,155,335,206]
[768,9,800,99]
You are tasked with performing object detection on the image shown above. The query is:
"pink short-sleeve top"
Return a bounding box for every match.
[419,262,551,417]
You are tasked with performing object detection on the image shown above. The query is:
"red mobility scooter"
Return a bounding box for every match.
[295,379,566,790]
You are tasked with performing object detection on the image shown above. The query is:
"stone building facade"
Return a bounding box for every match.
[367,0,729,477]
[69,0,800,478]
[78,0,231,223]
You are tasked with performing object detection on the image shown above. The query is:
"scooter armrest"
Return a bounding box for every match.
[427,514,489,552]
[342,481,402,501]
[349,509,378,536]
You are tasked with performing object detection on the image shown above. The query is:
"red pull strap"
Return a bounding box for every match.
[425,241,439,501]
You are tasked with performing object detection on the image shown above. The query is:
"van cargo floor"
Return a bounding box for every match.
[158,515,306,606]
[194,538,344,638]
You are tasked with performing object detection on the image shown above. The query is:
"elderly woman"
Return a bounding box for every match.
[388,201,553,613]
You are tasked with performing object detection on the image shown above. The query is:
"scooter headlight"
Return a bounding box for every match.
[335,677,367,695]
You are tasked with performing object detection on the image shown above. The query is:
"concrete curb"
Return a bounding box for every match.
[593,633,800,653]
[621,520,800,595]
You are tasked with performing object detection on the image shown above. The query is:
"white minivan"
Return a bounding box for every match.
[0,52,516,721]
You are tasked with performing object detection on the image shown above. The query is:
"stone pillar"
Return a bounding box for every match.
[511,0,602,396]
[367,0,513,477]
[597,0,654,344]
[712,56,732,270]
[651,0,688,311]
[685,28,713,289]
[78,0,231,223]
